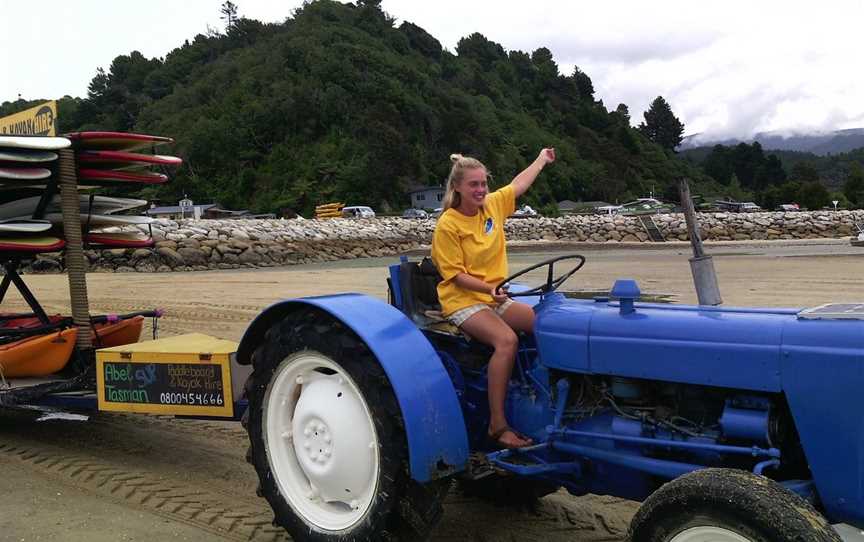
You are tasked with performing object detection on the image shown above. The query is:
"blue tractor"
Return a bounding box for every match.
[237,254,863,542]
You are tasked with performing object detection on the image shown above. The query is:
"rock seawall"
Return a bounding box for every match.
[27,210,864,273]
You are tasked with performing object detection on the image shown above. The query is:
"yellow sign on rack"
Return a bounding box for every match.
[96,333,239,418]
[0,100,58,136]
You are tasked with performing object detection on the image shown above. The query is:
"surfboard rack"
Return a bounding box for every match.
[0,132,178,399]
[0,260,52,324]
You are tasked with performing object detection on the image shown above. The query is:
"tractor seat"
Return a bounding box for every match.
[397,257,458,331]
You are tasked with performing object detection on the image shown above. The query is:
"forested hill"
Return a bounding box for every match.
[1,0,715,215]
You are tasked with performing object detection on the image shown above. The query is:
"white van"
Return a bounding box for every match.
[342,206,376,218]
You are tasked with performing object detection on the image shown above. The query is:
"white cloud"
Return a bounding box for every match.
[2,0,861,139]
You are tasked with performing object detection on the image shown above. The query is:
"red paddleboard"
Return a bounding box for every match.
[0,313,65,330]
[77,150,182,169]
[86,231,154,248]
[77,168,168,185]
[65,131,173,151]
[0,236,65,252]
[0,167,52,181]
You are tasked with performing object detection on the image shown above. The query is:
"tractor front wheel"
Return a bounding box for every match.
[628,468,841,542]
[244,308,448,541]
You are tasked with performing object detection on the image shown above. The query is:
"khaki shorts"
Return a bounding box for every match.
[447,298,514,327]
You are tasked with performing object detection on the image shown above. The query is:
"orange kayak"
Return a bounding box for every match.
[0,327,78,378]
[92,316,143,348]
[0,315,145,377]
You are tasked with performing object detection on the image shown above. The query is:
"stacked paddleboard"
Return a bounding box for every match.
[67,131,176,187]
[0,131,180,377]
[315,202,344,219]
[0,135,70,253]
[67,131,182,247]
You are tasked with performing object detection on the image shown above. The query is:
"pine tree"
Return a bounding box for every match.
[638,96,685,152]
[844,163,864,208]
[220,1,239,32]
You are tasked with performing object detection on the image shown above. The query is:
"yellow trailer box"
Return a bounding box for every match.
[96,333,240,418]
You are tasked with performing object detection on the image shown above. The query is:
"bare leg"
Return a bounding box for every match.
[500,301,535,334]
[459,308,530,448]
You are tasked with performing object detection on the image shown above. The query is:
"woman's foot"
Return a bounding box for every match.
[489,426,533,449]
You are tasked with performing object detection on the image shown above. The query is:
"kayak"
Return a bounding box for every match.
[91,315,144,348]
[0,317,144,377]
[0,327,78,377]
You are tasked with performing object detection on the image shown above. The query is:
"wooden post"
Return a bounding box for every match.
[679,178,722,306]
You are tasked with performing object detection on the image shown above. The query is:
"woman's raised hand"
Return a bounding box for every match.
[538,147,556,164]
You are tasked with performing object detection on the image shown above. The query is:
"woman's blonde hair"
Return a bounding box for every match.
[442,153,487,210]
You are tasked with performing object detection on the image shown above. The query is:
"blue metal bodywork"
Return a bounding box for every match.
[780,317,864,524]
[256,259,863,529]
[530,290,863,525]
[237,294,469,483]
[391,258,863,528]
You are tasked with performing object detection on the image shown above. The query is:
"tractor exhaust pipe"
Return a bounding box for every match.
[679,178,722,306]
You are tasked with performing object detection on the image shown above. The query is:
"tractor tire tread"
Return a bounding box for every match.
[628,468,841,542]
[245,306,446,542]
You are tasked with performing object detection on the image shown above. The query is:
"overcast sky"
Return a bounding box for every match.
[2,0,862,142]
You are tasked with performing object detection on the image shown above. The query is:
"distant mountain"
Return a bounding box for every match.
[680,128,864,156]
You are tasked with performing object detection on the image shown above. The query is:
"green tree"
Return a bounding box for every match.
[572,66,594,99]
[830,192,849,210]
[616,103,630,120]
[790,161,819,182]
[703,145,733,184]
[758,185,782,210]
[62,0,715,214]
[722,174,750,202]
[843,163,864,208]
[220,1,239,32]
[798,181,830,210]
[638,96,684,152]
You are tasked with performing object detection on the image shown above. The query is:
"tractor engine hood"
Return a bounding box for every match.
[534,291,863,394]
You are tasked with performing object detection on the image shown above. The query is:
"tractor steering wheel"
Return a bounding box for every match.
[495,254,586,297]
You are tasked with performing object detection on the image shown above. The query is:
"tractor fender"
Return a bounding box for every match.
[237,293,469,482]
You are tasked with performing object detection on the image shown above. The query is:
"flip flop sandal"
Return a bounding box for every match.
[488,426,533,449]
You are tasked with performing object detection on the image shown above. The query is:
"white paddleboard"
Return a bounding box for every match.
[0,219,52,233]
[0,135,71,151]
[10,213,155,226]
[0,195,148,219]
[0,184,99,191]
[0,149,58,163]
[0,167,52,180]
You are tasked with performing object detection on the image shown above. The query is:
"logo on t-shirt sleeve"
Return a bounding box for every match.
[484,217,494,235]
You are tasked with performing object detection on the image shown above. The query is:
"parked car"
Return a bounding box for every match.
[402,208,428,219]
[596,205,622,215]
[342,205,376,218]
[618,198,675,216]
[714,200,763,213]
[778,203,801,212]
[510,204,539,218]
[430,207,444,218]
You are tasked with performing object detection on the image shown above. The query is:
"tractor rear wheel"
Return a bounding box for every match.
[244,307,448,541]
[628,468,841,542]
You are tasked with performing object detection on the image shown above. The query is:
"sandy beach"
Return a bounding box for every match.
[1,239,862,541]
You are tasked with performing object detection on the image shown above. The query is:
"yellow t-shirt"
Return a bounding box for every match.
[431,185,516,315]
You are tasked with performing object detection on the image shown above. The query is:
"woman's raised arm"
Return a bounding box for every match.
[510,148,556,198]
